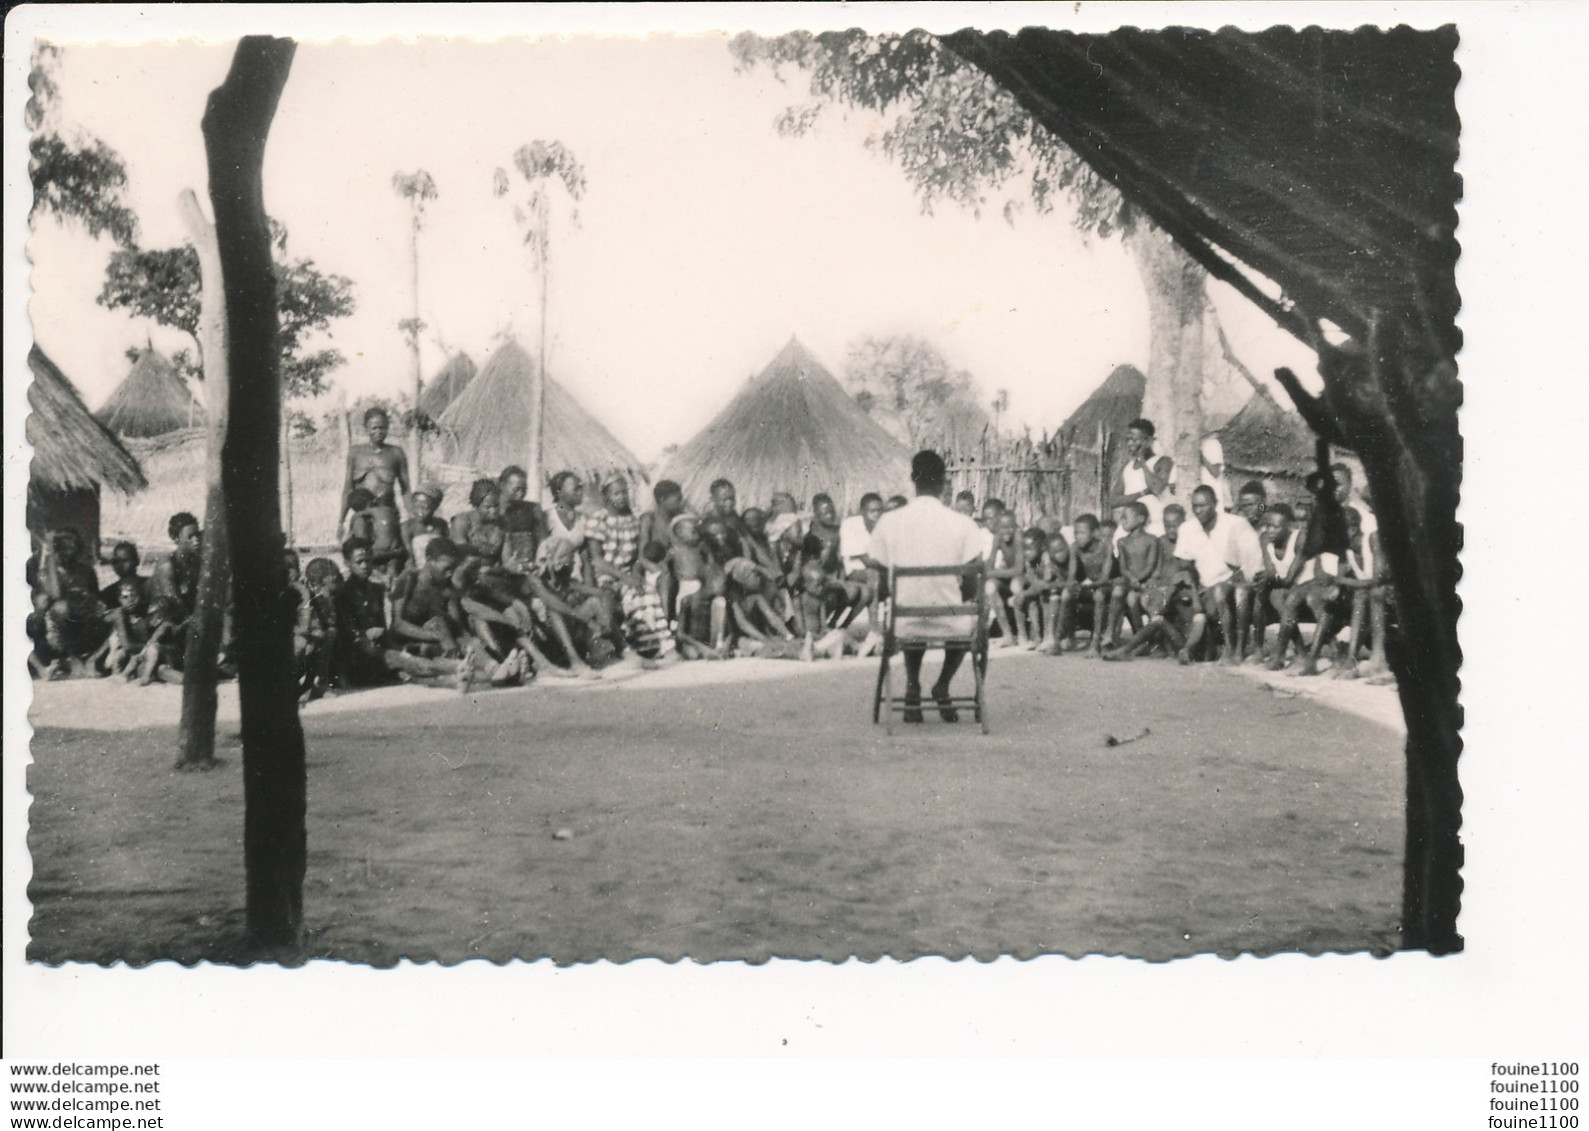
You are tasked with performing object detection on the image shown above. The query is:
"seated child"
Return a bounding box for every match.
[1105,506,1200,663]
[986,511,1026,646]
[669,513,727,659]
[622,541,678,668]
[390,537,524,690]
[523,535,613,677]
[338,536,472,690]
[705,514,788,650]
[35,529,108,679]
[401,484,449,574]
[1108,501,1162,642]
[1014,527,1062,649]
[1333,506,1391,680]
[99,541,149,614]
[102,577,164,682]
[1052,513,1114,656]
[294,556,346,703]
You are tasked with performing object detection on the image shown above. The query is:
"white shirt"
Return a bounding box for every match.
[838,514,874,575]
[1120,456,1167,536]
[1200,435,1232,510]
[870,495,987,637]
[1174,511,1263,588]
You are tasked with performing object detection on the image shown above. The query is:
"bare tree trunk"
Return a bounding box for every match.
[1127,222,1206,508]
[175,189,230,771]
[530,193,549,495]
[202,35,305,952]
[408,210,424,483]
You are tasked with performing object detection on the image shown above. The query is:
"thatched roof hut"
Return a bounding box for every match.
[1217,392,1318,480]
[436,339,646,491]
[95,347,202,437]
[418,351,476,421]
[659,336,912,514]
[27,345,146,555]
[1060,364,1146,447]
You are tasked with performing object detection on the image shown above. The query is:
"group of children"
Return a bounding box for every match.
[26,407,1396,699]
[972,466,1394,679]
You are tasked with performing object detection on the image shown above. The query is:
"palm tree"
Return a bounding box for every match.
[492,142,585,493]
[392,169,437,480]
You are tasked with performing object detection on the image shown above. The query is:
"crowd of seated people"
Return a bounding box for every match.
[970,420,1395,681]
[26,417,1396,700]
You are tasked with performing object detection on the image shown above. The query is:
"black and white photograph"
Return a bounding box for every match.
[4,0,1584,1116]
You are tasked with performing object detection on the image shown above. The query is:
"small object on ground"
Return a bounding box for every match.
[1104,727,1151,748]
[552,827,573,840]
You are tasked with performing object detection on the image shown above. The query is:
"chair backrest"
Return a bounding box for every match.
[885,560,988,646]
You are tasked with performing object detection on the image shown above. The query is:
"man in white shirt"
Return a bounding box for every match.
[1174,484,1263,663]
[869,451,987,723]
[839,493,886,647]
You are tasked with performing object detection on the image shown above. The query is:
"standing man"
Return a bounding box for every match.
[869,450,987,723]
[1111,418,1174,535]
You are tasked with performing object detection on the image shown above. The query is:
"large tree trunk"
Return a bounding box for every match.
[1126,222,1206,508]
[1276,314,1463,955]
[202,36,304,951]
[174,189,230,771]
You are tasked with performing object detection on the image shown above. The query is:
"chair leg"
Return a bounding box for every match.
[881,656,894,736]
[872,651,888,724]
[975,645,989,734]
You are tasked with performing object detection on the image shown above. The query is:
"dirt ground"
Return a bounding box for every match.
[24,652,1406,965]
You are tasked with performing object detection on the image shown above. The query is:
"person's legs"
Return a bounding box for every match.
[1269,588,1305,671]
[1232,583,1253,663]
[1298,589,1343,677]
[1211,583,1238,664]
[901,644,926,723]
[932,644,968,722]
[1087,588,1107,657]
[1051,585,1078,654]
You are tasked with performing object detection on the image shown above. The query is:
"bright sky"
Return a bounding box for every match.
[28,34,1318,462]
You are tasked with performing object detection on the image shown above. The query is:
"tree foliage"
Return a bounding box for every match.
[843,334,989,451]
[98,219,356,399]
[493,140,586,263]
[27,42,139,247]
[730,30,1127,233]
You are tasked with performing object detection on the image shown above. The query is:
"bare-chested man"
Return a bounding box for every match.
[341,407,410,554]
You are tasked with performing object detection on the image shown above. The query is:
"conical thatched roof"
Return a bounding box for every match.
[418,351,476,421]
[1218,392,1318,476]
[28,346,146,495]
[436,339,645,486]
[96,347,202,437]
[1061,364,1146,445]
[659,336,912,513]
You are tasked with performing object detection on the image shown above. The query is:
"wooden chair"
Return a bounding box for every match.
[872,561,990,735]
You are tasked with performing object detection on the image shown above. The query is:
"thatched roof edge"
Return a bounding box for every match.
[27,346,147,495]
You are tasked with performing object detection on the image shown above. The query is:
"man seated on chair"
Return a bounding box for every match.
[868,449,987,723]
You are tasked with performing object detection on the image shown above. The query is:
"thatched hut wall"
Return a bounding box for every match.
[659,337,912,515]
[27,346,146,558]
